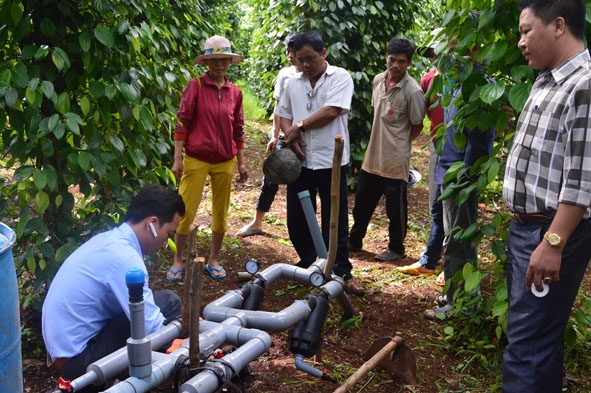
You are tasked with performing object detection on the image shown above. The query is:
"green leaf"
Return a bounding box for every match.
[79,31,92,52]
[41,138,54,157]
[33,169,48,189]
[47,170,58,192]
[455,184,474,206]
[40,18,56,37]
[139,106,154,129]
[92,157,106,176]
[56,92,71,114]
[35,190,50,214]
[78,152,93,171]
[10,1,24,26]
[480,81,505,105]
[492,300,508,317]
[38,242,56,259]
[5,87,18,107]
[491,41,508,63]
[53,122,65,139]
[110,134,125,152]
[25,87,36,105]
[459,222,478,242]
[27,257,36,275]
[508,82,531,113]
[119,83,140,102]
[48,114,60,131]
[13,62,29,88]
[510,65,533,83]
[13,166,33,182]
[41,80,55,98]
[0,69,11,87]
[79,96,91,115]
[52,47,71,72]
[34,45,50,60]
[452,131,467,150]
[65,117,80,135]
[94,26,115,48]
[465,270,482,292]
[487,160,500,183]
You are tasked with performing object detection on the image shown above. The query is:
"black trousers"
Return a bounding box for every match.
[286,166,353,280]
[349,169,407,256]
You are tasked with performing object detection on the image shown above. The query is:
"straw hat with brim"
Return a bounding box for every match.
[193,35,244,64]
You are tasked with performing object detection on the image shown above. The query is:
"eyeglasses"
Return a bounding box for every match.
[306,89,316,111]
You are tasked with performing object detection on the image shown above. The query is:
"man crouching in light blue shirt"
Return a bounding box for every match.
[42,184,185,391]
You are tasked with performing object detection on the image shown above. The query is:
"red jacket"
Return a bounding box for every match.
[420,69,444,139]
[174,73,244,164]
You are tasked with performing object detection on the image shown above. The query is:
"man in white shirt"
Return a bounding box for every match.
[276,31,364,295]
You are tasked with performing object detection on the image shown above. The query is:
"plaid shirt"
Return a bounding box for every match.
[503,50,591,218]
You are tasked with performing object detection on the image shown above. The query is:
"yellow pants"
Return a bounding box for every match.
[177,156,236,235]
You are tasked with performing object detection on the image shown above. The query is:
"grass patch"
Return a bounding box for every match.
[237,79,268,121]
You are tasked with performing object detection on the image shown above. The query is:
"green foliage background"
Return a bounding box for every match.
[3,0,591,388]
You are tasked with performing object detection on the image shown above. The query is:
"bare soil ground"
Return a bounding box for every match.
[19,125,591,393]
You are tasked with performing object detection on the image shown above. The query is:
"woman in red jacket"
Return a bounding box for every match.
[167,35,248,281]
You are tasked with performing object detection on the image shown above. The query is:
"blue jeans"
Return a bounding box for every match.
[502,218,591,393]
[417,184,444,270]
[256,137,287,212]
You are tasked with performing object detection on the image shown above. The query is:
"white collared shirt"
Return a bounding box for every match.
[275,62,354,169]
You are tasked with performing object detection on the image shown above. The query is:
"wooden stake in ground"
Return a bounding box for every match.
[189,256,204,369]
[323,135,344,278]
[181,226,198,333]
[180,225,203,371]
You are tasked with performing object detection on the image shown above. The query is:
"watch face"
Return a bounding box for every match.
[545,233,564,247]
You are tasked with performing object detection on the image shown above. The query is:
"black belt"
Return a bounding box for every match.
[509,211,554,224]
[50,357,70,371]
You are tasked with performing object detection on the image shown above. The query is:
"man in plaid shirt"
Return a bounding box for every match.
[502,0,591,391]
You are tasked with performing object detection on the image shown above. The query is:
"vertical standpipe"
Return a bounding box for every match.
[125,267,152,379]
[297,190,328,258]
[0,223,22,393]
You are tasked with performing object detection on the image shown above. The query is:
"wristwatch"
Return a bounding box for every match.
[544,232,567,248]
[296,120,305,132]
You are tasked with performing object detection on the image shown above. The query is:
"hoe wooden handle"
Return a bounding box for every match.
[332,339,399,393]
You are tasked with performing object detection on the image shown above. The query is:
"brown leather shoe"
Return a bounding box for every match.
[344,277,365,296]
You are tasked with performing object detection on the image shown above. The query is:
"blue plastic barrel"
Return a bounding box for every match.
[0,222,23,393]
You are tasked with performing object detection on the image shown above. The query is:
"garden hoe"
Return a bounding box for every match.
[332,336,417,392]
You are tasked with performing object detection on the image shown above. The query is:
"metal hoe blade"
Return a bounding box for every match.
[364,336,417,385]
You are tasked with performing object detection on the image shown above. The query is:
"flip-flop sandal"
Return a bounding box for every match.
[205,264,227,280]
[434,271,445,286]
[166,267,183,282]
[236,225,263,237]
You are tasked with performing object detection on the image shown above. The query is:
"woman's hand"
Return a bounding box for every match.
[238,164,248,183]
[172,159,184,181]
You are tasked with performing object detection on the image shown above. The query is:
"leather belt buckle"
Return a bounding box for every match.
[509,212,524,224]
